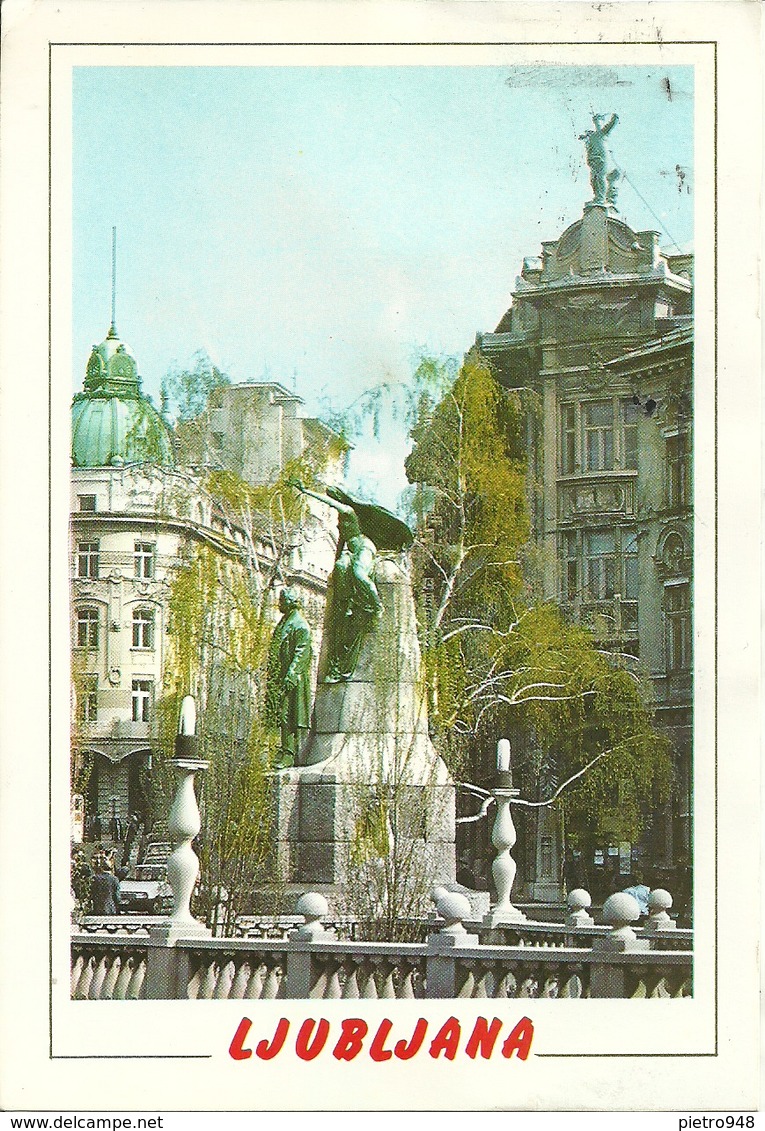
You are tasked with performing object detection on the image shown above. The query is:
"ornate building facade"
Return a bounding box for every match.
[70,321,342,841]
[476,201,693,900]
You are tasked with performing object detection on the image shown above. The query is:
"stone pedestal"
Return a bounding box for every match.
[270,556,455,912]
[580,203,610,272]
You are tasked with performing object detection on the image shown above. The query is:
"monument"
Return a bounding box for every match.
[265,587,312,769]
[269,482,456,914]
[579,112,621,210]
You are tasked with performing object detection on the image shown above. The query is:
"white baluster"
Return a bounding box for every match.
[483,790,527,926]
[126,956,146,999]
[262,961,283,999]
[70,953,84,997]
[74,956,95,1000]
[213,959,236,999]
[230,962,251,999]
[341,963,360,999]
[89,955,108,1000]
[113,957,133,999]
[101,955,121,1000]
[198,960,217,999]
[150,699,210,947]
[244,963,266,1000]
[167,758,206,925]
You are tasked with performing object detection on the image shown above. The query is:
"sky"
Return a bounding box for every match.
[73,64,694,511]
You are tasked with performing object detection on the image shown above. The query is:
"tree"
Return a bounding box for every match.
[149,357,346,932]
[161,350,231,423]
[148,535,279,934]
[403,354,672,862]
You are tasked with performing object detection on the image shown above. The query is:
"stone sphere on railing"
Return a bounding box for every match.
[603,891,640,929]
[646,887,675,931]
[296,892,329,921]
[647,888,672,914]
[433,889,471,927]
[567,888,591,913]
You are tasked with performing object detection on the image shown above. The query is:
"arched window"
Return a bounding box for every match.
[132,607,155,649]
[662,533,686,575]
[76,607,99,649]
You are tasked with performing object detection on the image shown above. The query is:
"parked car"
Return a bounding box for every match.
[142,840,171,864]
[119,861,172,915]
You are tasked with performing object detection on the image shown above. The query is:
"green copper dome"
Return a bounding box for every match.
[72,325,174,468]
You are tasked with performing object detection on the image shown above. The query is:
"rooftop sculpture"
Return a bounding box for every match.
[579,112,621,209]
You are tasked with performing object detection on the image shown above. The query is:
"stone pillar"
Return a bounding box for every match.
[580,203,609,272]
[147,697,210,990]
[590,891,648,998]
[426,890,478,998]
[286,893,331,998]
[483,775,527,927]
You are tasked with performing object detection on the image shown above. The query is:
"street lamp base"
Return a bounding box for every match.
[483,906,528,927]
[148,918,211,944]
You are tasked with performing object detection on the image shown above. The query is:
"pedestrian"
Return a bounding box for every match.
[90,850,121,915]
[621,872,650,917]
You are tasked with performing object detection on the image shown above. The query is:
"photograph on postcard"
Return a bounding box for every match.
[0,0,757,1107]
[63,52,703,1037]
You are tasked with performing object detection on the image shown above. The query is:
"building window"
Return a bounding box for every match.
[76,607,99,649]
[584,530,617,599]
[565,528,638,607]
[560,400,639,475]
[134,542,155,579]
[621,400,639,470]
[132,608,155,649]
[562,530,579,600]
[583,401,614,471]
[77,541,99,579]
[132,680,153,723]
[623,530,639,600]
[667,433,691,509]
[661,532,687,575]
[77,675,98,722]
[560,404,576,474]
[665,583,691,672]
[78,495,97,512]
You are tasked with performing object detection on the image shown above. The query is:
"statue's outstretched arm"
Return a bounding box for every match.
[602,113,619,136]
[289,479,355,518]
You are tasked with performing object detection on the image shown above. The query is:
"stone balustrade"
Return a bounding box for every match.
[71,886,692,1001]
[476,919,692,951]
[71,940,149,999]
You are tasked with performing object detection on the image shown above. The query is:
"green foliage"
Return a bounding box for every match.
[350,793,391,866]
[206,455,322,538]
[154,539,280,933]
[404,354,672,847]
[405,356,529,620]
[161,351,231,424]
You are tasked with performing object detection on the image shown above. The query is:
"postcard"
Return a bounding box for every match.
[0,0,760,1116]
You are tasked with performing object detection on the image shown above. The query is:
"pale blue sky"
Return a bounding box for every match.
[73,64,693,509]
